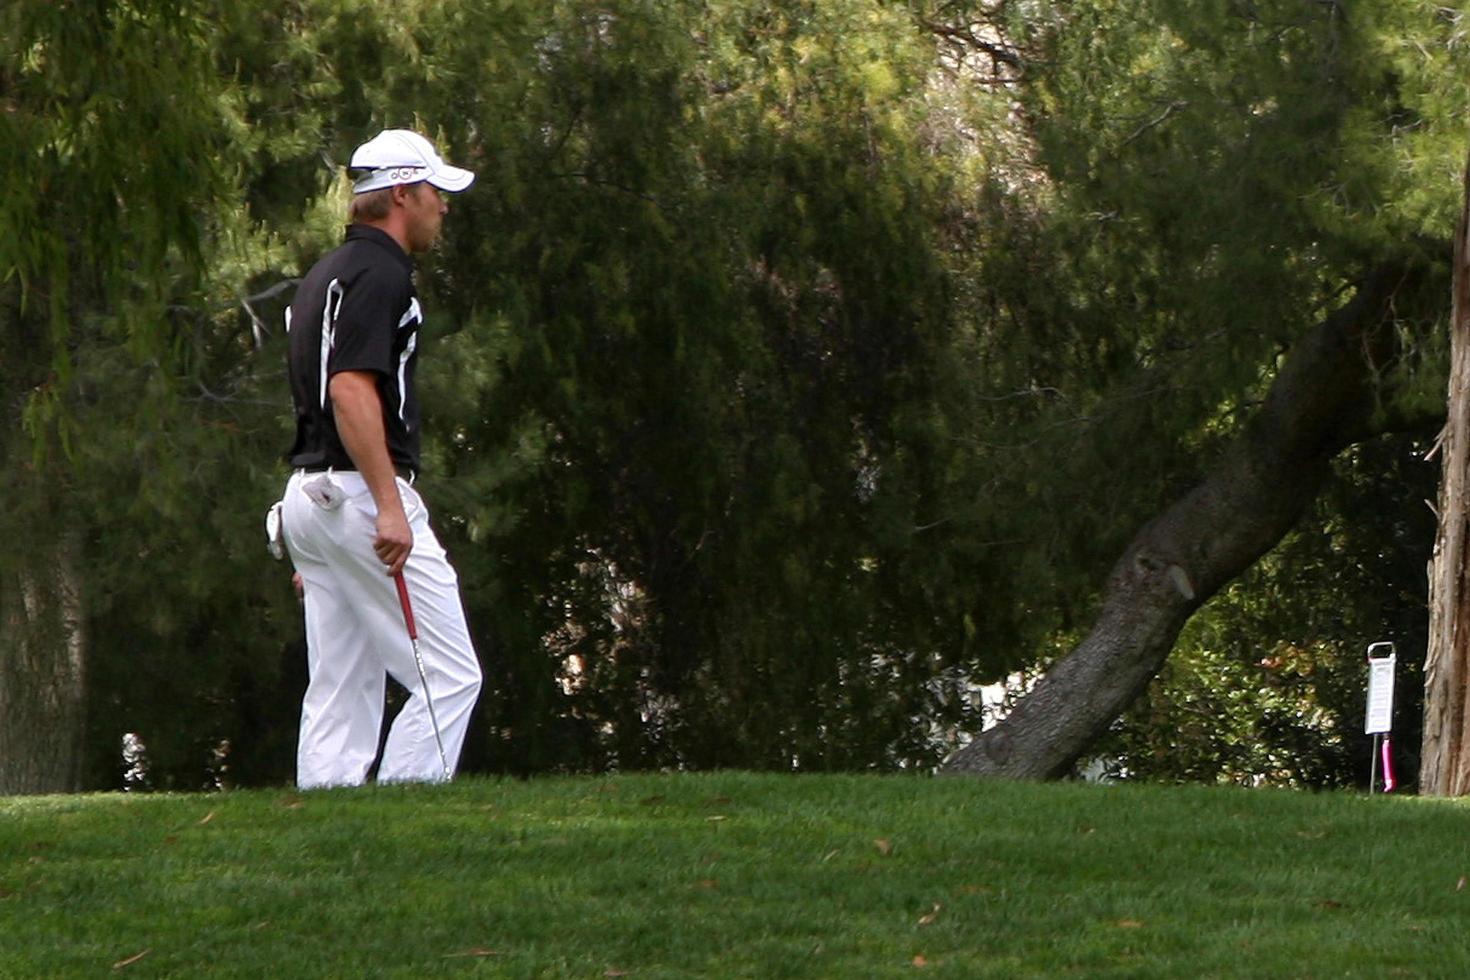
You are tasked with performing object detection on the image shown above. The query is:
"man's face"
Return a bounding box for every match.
[403,183,448,253]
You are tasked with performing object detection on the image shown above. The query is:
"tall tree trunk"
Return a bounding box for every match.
[1420,153,1470,796]
[944,265,1411,779]
[0,534,88,795]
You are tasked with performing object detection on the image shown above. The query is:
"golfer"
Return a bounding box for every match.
[278,129,483,788]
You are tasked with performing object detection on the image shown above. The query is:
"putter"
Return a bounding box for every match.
[393,571,452,782]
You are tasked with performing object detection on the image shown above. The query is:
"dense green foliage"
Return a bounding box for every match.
[7,774,1470,976]
[418,2,995,772]
[2,0,1465,788]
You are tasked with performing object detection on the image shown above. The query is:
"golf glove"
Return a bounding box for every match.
[264,500,285,561]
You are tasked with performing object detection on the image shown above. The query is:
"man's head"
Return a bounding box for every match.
[347,129,475,253]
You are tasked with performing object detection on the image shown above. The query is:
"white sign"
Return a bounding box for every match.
[1364,643,1396,735]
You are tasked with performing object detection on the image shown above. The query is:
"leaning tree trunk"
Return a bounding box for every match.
[0,534,89,795]
[1420,153,1470,797]
[944,265,1411,779]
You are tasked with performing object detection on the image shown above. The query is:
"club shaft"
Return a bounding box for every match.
[394,572,452,781]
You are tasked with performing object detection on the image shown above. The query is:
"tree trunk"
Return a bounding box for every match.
[0,534,88,795]
[944,265,1411,779]
[1420,153,1470,796]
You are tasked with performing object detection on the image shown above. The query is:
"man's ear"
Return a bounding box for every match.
[389,183,413,207]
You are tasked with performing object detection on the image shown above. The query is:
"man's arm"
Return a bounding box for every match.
[330,370,412,576]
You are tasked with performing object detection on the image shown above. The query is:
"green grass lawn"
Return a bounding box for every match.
[3,772,1469,978]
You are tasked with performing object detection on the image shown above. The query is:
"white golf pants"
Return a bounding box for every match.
[281,469,482,789]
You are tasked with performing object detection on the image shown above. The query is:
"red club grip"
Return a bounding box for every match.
[394,572,419,641]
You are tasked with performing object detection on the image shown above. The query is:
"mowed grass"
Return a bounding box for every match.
[3,773,1470,978]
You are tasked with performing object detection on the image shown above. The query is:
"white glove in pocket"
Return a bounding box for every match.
[264,501,285,560]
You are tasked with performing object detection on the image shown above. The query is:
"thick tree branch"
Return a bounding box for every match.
[943,263,1422,779]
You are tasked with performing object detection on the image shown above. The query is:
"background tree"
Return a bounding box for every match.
[0,0,256,793]
[1422,153,1470,796]
[399,0,997,772]
[4,0,1465,792]
[937,0,1457,778]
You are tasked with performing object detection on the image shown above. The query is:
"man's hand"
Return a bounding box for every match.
[374,504,413,577]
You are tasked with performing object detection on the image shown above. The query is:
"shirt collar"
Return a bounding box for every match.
[344,224,414,274]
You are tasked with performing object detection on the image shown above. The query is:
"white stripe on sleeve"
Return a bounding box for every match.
[395,298,422,423]
[319,279,343,409]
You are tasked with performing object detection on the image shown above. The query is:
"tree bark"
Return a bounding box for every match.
[0,533,88,795]
[1420,153,1470,796]
[944,265,1412,779]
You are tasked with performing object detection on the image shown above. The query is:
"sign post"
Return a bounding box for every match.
[1365,642,1397,793]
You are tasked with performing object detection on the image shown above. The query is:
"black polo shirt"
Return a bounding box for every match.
[284,224,423,473]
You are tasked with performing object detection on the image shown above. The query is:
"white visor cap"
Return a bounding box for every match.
[350,130,476,195]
